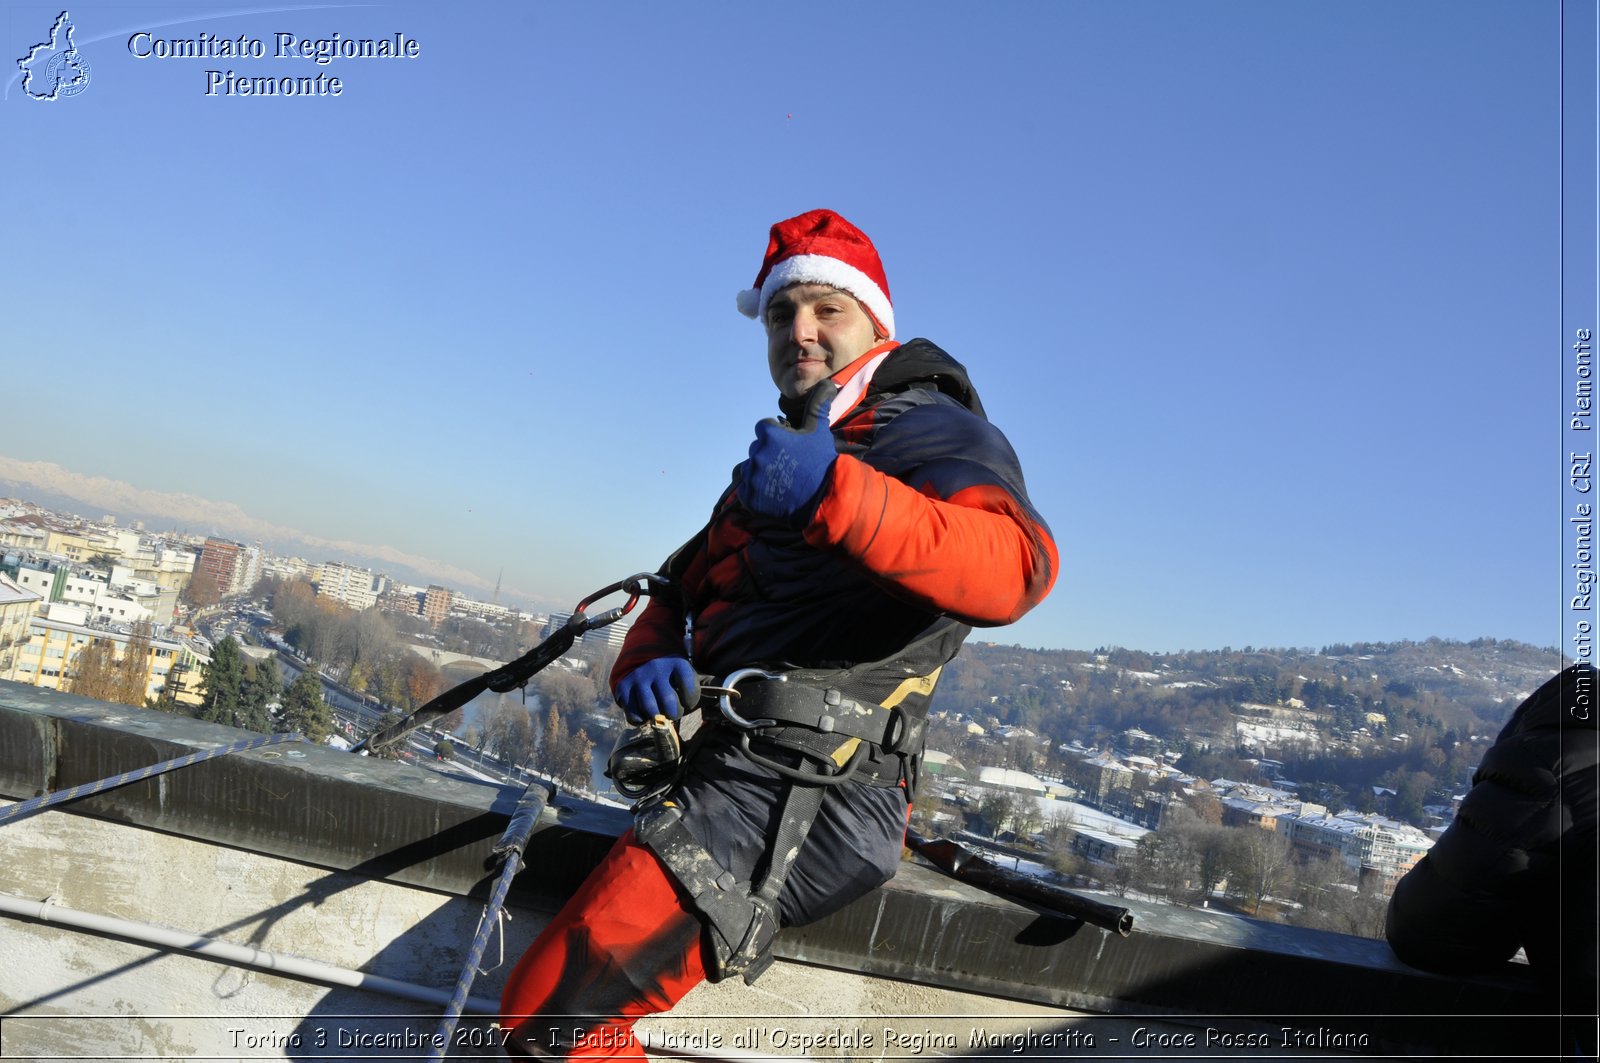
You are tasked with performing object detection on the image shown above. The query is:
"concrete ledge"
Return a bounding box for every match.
[0,681,621,906]
[0,682,1562,1057]
[794,870,1554,1056]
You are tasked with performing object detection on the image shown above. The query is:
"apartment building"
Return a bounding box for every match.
[197,538,246,596]
[315,561,383,611]
[125,543,197,594]
[6,604,210,704]
[13,559,177,627]
[0,574,43,676]
[542,610,629,652]
[377,586,422,618]
[422,585,453,627]
[1278,809,1432,889]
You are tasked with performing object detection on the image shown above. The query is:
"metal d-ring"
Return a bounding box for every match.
[716,668,785,730]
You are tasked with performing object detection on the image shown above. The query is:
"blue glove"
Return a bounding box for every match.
[614,657,700,724]
[737,380,839,524]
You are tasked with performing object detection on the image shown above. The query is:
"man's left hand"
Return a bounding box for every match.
[737,381,839,523]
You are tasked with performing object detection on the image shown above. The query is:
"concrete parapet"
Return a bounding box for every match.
[0,681,1563,1059]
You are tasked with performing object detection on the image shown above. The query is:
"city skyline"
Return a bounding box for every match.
[3,1,1578,654]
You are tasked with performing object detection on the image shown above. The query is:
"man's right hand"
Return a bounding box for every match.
[614,658,700,724]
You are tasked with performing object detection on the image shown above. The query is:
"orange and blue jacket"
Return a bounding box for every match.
[613,338,1057,698]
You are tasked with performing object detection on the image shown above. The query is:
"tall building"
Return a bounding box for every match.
[238,542,264,594]
[422,585,453,627]
[126,543,197,594]
[197,538,246,596]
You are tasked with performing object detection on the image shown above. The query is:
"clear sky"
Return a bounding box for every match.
[0,1,1573,654]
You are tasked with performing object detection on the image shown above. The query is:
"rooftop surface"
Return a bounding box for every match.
[0,681,1569,1060]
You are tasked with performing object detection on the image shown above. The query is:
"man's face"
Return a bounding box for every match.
[764,283,883,400]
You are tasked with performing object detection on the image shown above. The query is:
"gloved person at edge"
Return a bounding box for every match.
[500,209,1059,1059]
[1385,663,1598,1057]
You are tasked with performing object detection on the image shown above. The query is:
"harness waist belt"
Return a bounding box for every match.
[713,678,911,752]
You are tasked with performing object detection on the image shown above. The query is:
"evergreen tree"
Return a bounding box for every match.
[237,657,281,734]
[279,669,333,743]
[197,636,245,725]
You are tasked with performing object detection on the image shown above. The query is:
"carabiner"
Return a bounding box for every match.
[570,573,674,633]
[716,668,785,730]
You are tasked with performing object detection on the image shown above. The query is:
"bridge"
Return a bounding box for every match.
[403,643,504,675]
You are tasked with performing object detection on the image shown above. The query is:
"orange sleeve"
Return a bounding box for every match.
[804,453,1058,626]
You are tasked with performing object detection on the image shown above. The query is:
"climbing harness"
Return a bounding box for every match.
[633,659,939,984]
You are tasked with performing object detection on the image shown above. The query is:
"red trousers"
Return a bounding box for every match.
[500,830,708,1060]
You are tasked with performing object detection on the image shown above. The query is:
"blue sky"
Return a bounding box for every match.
[0,1,1575,654]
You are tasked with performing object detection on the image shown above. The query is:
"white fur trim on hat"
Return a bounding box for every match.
[736,254,895,339]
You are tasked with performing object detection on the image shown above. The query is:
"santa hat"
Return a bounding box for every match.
[736,209,895,339]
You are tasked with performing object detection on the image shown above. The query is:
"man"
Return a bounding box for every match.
[501,209,1058,1059]
[1385,663,1597,1056]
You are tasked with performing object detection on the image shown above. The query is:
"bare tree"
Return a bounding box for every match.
[183,566,223,609]
[118,622,154,706]
[1127,829,1188,898]
[560,723,595,794]
[538,668,600,717]
[1288,854,1389,939]
[350,608,395,674]
[68,639,121,703]
[1010,796,1046,842]
[405,657,446,709]
[482,699,535,766]
[1227,827,1297,915]
[1109,843,1145,897]
[69,623,154,709]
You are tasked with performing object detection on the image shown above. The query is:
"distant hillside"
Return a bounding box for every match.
[934,637,1564,751]
[926,637,1565,825]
